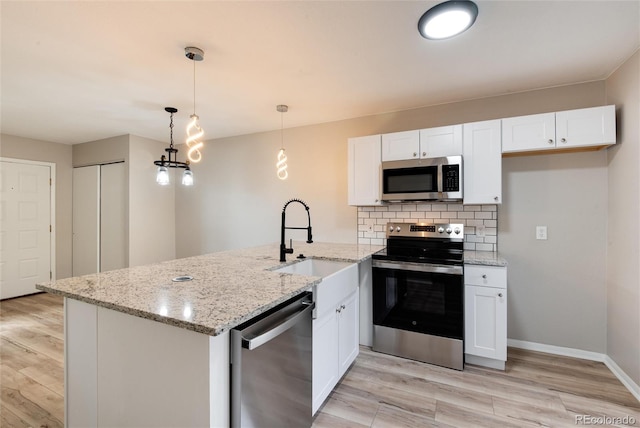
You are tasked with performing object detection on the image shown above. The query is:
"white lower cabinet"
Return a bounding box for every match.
[464,265,507,370]
[312,261,360,415]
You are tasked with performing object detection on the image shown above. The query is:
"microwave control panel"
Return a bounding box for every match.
[442,164,460,192]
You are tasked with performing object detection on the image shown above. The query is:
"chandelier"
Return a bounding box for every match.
[185,46,205,163]
[154,107,193,186]
[276,104,289,180]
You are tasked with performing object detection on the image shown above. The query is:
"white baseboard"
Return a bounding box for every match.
[507,339,640,403]
[604,355,640,403]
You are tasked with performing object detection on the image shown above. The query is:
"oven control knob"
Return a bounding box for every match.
[438,227,445,233]
[454,227,461,235]
[396,226,401,232]
[446,227,452,234]
[389,226,394,232]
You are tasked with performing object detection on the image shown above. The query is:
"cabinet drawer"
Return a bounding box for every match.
[464,265,507,288]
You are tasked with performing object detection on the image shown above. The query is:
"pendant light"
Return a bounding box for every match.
[185,46,205,163]
[276,104,289,180]
[418,1,478,40]
[154,107,193,186]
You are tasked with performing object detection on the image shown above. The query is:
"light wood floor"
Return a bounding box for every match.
[1,294,638,428]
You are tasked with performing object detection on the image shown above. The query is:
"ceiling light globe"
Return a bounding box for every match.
[418,1,478,40]
[156,166,170,186]
[182,169,194,186]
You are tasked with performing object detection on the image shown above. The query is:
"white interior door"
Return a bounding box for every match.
[73,165,100,276]
[0,160,52,299]
[100,162,127,272]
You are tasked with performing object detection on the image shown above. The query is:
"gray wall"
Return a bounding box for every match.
[606,49,640,387]
[0,134,73,279]
[176,80,610,355]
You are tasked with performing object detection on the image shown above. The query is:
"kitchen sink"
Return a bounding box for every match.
[274,258,352,277]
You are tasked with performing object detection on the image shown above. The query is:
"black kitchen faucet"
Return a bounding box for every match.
[280,198,313,262]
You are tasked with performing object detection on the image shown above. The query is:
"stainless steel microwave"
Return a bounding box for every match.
[381,155,463,202]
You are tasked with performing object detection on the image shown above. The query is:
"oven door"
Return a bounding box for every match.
[372,260,463,340]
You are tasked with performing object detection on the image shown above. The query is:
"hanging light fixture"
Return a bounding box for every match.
[185,46,205,163]
[154,107,193,186]
[418,1,478,40]
[276,104,289,180]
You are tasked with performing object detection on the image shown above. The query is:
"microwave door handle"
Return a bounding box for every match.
[437,163,443,194]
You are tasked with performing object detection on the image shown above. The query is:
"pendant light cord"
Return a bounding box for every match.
[169,111,174,149]
[281,110,284,150]
[193,60,196,115]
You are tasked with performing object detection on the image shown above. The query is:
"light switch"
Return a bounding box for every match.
[536,226,548,240]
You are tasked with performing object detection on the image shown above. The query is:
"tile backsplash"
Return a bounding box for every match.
[357,203,498,251]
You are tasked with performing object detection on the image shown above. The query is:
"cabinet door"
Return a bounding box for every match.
[556,105,616,148]
[463,120,502,204]
[464,285,507,361]
[501,112,556,153]
[312,310,339,414]
[381,130,420,161]
[348,135,382,206]
[419,124,463,158]
[338,290,359,378]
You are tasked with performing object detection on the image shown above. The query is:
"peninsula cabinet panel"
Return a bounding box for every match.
[348,135,382,206]
[462,120,502,204]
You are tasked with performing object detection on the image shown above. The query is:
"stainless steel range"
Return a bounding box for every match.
[372,222,464,370]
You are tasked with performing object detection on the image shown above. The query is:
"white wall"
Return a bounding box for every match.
[606,49,640,387]
[128,135,175,266]
[500,152,608,352]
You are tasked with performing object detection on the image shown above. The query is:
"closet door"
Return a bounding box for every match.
[73,166,100,276]
[100,162,127,272]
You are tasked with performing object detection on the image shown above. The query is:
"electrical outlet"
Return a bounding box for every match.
[477,225,486,237]
[536,226,548,240]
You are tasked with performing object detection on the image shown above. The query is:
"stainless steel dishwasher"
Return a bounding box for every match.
[231,291,314,428]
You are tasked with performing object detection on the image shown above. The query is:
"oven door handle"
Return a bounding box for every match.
[372,260,463,275]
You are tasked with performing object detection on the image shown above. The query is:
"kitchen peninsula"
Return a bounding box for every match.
[36,242,383,427]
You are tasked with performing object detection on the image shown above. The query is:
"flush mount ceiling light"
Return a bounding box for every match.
[418,0,478,40]
[276,104,289,180]
[185,46,205,164]
[154,107,194,186]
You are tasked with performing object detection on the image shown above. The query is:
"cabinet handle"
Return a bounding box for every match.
[561,138,567,143]
[336,307,341,313]
[494,196,499,201]
[375,199,379,203]
[498,293,503,298]
[341,304,346,310]
[548,139,554,144]
[413,152,417,157]
[422,152,426,157]
[482,274,487,279]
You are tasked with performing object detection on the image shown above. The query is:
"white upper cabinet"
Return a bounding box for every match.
[348,135,382,206]
[556,105,616,148]
[381,130,420,161]
[419,124,463,158]
[502,105,616,154]
[463,120,502,205]
[382,126,462,161]
[502,112,556,153]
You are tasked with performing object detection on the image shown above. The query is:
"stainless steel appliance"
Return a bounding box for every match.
[381,155,462,202]
[231,292,314,428]
[372,222,464,370]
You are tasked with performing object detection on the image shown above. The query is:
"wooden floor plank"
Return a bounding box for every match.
[2,293,639,428]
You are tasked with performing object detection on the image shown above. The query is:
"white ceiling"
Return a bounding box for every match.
[2,1,639,145]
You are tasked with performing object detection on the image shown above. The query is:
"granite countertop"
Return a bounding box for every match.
[464,250,508,267]
[36,242,384,337]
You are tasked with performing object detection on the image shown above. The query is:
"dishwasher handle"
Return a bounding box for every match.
[242,301,315,350]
